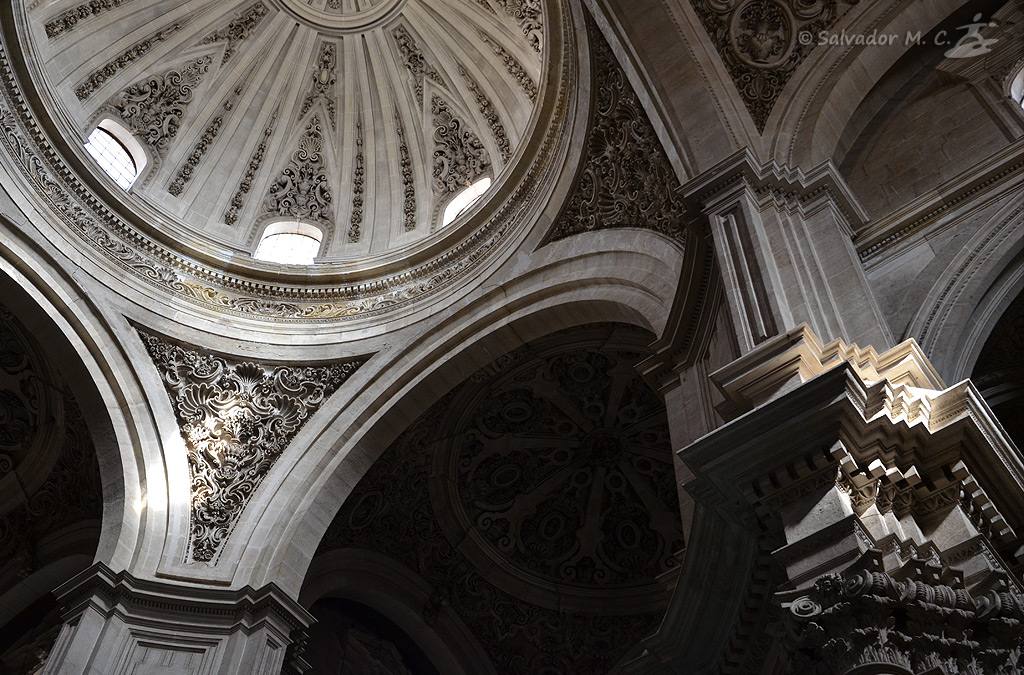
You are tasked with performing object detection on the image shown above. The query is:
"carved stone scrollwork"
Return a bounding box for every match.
[480,33,538,101]
[495,0,543,53]
[262,115,334,229]
[548,24,688,244]
[106,56,212,161]
[45,0,136,39]
[318,324,682,674]
[200,1,269,65]
[395,112,416,231]
[139,331,365,563]
[786,555,1024,674]
[74,23,183,101]
[224,109,277,226]
[459,66,511,162]
[348,121,364,243]
[431,95,491,196]
[392,25,444,106]
[688,0,855,131]
[300,43,339,129]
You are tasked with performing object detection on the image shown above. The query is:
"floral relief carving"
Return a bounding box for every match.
[199,1,269,65]
[300,43,339,129]
[431,95,491,197]
[45,0,136,39]
[688,0,854,131]
[139,331,364,563]
[169,88,240,196]
[459,66,511,162]
[348,121,364,243]
[480,33,538,101]
[392,25,445,106]
[106,56,212,161]
[74,23,183,101]
[262,115,334,228]
[224,109,277,226]
[318,325,677,674]
[0,305,43,478]
[548,24,687,244]
[495,0,543,53]
[395,111,416,231]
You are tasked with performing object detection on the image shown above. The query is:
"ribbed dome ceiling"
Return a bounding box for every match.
[23,0,544,261]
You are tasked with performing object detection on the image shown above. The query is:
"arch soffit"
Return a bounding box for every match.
[772,0,970,166]
[904,198,1024,380]
[0,217,146,572]
[233,230,694,593]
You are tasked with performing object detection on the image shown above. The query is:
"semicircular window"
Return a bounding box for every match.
[84,121,144,190]
[253,221,323,265]
[441,177,491,227]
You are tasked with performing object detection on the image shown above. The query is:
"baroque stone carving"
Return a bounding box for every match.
[262,115,333,228]
[139,331,364,563]
[200,1,269,65]
[0,305,42,476]
[45,0,136,39]
[106,56,212,161]
[349,121,364,243]
[224,109,277,226]
[169,88,240,196]
[431,95,491,196]
[688,0,855,131]
[395,111,416,231]
[481,33,538,101]
[548,24,687,244]
[787,556,1024,674]
[495,0,543,53]
[318,325,678,674]
[392,25,444,106]
[74,23,183,101]
[300,43,339,129]
[460,66,511,162]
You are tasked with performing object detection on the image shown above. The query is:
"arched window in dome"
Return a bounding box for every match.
[1011,64,1024,109]
[83,119,146,190]
[441,177,492,227]
[253,221,323,265]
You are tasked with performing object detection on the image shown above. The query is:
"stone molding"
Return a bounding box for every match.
[44,562,312,675]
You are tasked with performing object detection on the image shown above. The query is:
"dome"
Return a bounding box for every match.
[12,0,554,279]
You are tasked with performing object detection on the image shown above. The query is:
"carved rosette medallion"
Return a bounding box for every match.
[139,331,365,563]
[689,0,854,130]
[319,324,678,673]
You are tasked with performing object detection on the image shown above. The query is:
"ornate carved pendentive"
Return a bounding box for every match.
[105,56,212,162]
[547,23,688,245]
[262,115,334,229]
[495,0,543,53]
[139,331,365,563]
[319,324,683,674]
[0,304,103,579]
[392,25,445,106]
[688,0,856,131]
[300,43,339,129]
[431,95,491,197]
[199,1,268,65]
[74,23,183,101]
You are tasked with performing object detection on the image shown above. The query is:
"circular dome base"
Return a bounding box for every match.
[273,0,408,34]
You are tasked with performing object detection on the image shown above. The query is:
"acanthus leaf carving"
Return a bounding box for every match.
[300,43,339,130]
[262,115,334,228]
[225,109,277,226]
[348,121,364,243]
[106,56,212,161]
[74,22,183,101]
[459,66,511,163]
[495,0,543,53]
[431,95,491,197]
[139,330,365,563]
[199,1,269,65]
[392,25,445,106]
